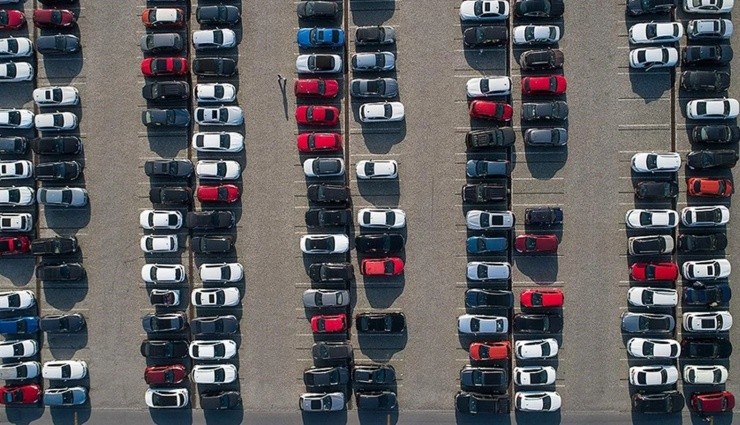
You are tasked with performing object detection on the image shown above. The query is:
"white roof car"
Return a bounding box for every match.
[192,132,244,152]
[356,159,398,179]
[467,261,511,281]
[683,365,728,385]
[683,259,731,280]
[196,83,236,103]
[42,360,87,380]
[303,157,345,178]
[32,86,79,106]
[299,392,345,412]
[0,187,34,206]
[513,366,556,386]
[147,8,180,24]
[686,98,740,120]
[458,314,509,334]
[199,263,244,283]
[0,213,32,232]
[683,311,732,332]
[192,29,236,49]
[357,208,406,229]
[513,25,561,45]
[189,339,237,360]
[629,22,684,44]
[515,391,562,412]
[0,160,32,180]
[0,37,32,58]
[300,234,350,254]
[141,264,186,284]
[460,0,510,20]
[359,102,405,122]
[139,210,183,230]
[0,361,40,380]
[629,47,679,69]
[687,19,733,39]
[624,209,679,229]
[195,106,244,125]
[191,364,237,384]
[0,62,33,82]
[140,235,179,253]
[302,289,350,308]
[466,210,515,230]
[466,76,511,97]
[0,290,35,310]
[627,338,681,358]
[681,205,730,226]
[628,287,678,307]
[37,187,88,207]
[145,388,189,409]
[196,160,241,180]
[0,340,38,359]
[296,54,343,74]
[191,287,240,307]
[631,152,681,172]
[34,112,77,131]
[515,338,558,359]
[0,109,33,128]
[629,365,678,386]
[684,0,734,13]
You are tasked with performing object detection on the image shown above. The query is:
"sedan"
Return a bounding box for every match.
[460,367,508,391]
[692,124,740,144]
[683,283,731,306]
[192,29,236,49]
[144,159,193,178]
[297,1,339,18]
[469,341,510,361]
[142,312,187,333]
[0,385,41,405]
[295,78,339,98]
[458,314,508,334]
[303,289,350,308]
[191,315,239,335]
[142,7,185,28]
[353,364,396,385]
[462,183,508,203]
[688,177,733,197]
[629,22,683,44]
[195,106,243,126]
[303,157,345,178]
[149,290,180,307]
[513,366,557,386]
[200,263,243,283]
[191,364,237,384]
[628,287,678,307]
[145,388,188,409]
[520,288,564,308]
[624,209,678,229]
[196,5,240,25]
[684,0,734,13]
[627,0,676,14]
[144,364,187,385]
[683,44,733,66]
[42,360,87,380]
[195,83,236,103]
[466,210,514,230]
[305,208,350,227]
[351,52,395,71]
[513,25,561,44]
[681,205,729,226]
[299,392,345,412]
[359,102,405,122]
[300,234,349,254]
[296,54,342,73]
[681,70,730,92]
[621,312,675,334]
[40,313,84,333]
[466,76,511,97]
[361,258,404,276]
[357,208,405,229]
[687,149,738,169]
[297,133,342,153]
[356,159,397,179]
[140,57,188,76]
[512,313,563,333]
[304,366,350,389]
[0,9,25,30]
[192,132,243,153]
[308,262,354,282]
[311,314,347,333]
[296,27,345,48]
[684,365,728,385]
[629,47,679,69]
[196,160,242,181]
[36,34,79,55]
[191,236,234,254]
[0,317,38,334]
[515,338,558,359]
[463,25,508,47]
[140,33,182,54]
[465,289,514,309]
[514,234,558,253]
[515,391,561,412]
[459,0,510,20]
[193,57,236,77]
[0,160,32,180]
[683,311,732,332]
[627,338,680,358]
[683,258,731,280]
[356,25,396,44]
[296,105,339,126]
[34,112,77,131]
[468,100,512,121]
[142,81,188,102]
[521,101,569,121]
[33,86,79,106]
[525,128,568,146]
[682,338,732,359]
[36,262,85,281]
[185,211,235,230]
[0,62,33,82]
[632,391,684,414]
[140,235,178,253]
[197,184,240,203]
[142,108,189,127]
[521,75,566,95]
[520,48,564,70]
[631,152,681,172]
[515,0,564,16]
[691,392,735,414]
[687,98,740,120]
[140,340,189,359]
[465,159,510,178]
[149,186,192,205]
[189,340,237,360]
[467,261,511,281]
[455,392,510,414]
[141,264,186,284]
[355,233,404,254]
[37,187,88,207]
[356,313,406,333]
[629,365,678,386]
[0,290,35,311]
[0,236,30,255]
[630,262,678,281]
[0,340,37,359]
[350,78,398,98]
[139,210,183,230]
[0,109,33,128]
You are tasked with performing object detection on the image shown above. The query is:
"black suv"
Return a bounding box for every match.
[149,186,192,205]
[312,342,353,365]
[32,136,82,155]
[142,109,190,127]
[524,207,563,225]
[200,391,241,410]
[0,136,27,155]
[140,339,189,359]
[692,125,740,144]
[142,81,189,101]
[464,26,508,47]
[678,233,727,252]
[626,0,675,15]
[513,313,563,333]
[681,338,732,359]
[191,315,239,335]
[355,313,406,334]
[465,127,515,149]
[36,262,85,281]
[456,392,510,414]
[144,159,193,178]
[462,184,509,203]
[631,391,684,414]
[634,181,678,199]
[34,161,82,181]
[515,0,565,17]
[196,5,241,25]
[460,367,509,392]
[355,233,404,254]
[353,364,396,385]
[305,208,351,227]
[307,184,349,204]
[297,1,339,19]
[521,101,568,121]
[309,262,354,282]
[186,211,235,230]
[682,45,732,66]
[193,58,237,77]
[686,149,738,170]
[31,237,78,255]
[680,70,731,92]
[40,313,85,333]
[192,235,234,253]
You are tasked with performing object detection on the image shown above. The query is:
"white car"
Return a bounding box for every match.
[0,37,32,58]
[34,112,78,131]
[467,261,511,281]
[196,83,236,103]
[515,391,561,412]
[681,205,730,226]
[628,287,678,307]
[357,208,405,229]
[686,98,739,120]
[0,213,32,232]
[140,235,179,253]
[33,86,79,106]
[0,187,34,206]
[296,54,343,74]
[458,314,508,334]
[627,338,681,358]
[199,263,244,283]
[683,311,732,332]
[515,338,558,359]
[302,289,350,308]
[192,29,237,49]
[684,0,734,13]
[624,209,678,229]
[299,392,345,412]
[0,361,40,380]
[191,364,237,384]
[687,19,733,39]
[139,210,183,230]
[192,132,244,152]
[196,160,241,180]
[466,76,511,97]
[300,234,350,254]
[359,102,405,122]
[628,365,679,386]
[0,290,35,311]
[513,25,561,45]
[683,365,728,385]
[466,210,515,230]
[631,152,681,172]
[682,259,731,280]
[629,47,679,69]
[195,106,244,125]
[0,109,33,128]
[356,159,398,179]
[189,340,237,360]
[145,388,189,409]
[0,340,38,359]
[42,360,87,380]
[303,157,345,178]
[629,22,683,44]
[141,264,186,284]
[0,62,33,82]
[191,287,241,308]
[0,160,32,180]
[459,0,510,20]
[513,366,556,386]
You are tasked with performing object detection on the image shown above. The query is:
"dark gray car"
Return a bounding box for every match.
[460,367,509,391]
[521,101,568,121]
[142,312,187,333]
[34,161,82,181]
[524,128,567,146]
[196,5,240,25]
[303,366,350,389]
[312,342,353,364]
[36,34,80,54]
[142,109,190,127]
[466,159,510,177]
[140,33,182,54]
[355,26,396,44]
[0,136,27,155]
[350,78,398,98]
[190,315,238,335]
[621,312,675,334]
[297,1,339,18]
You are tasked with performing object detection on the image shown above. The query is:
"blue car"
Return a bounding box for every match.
[683,284,731,307]
[466,236,508,254]
[297,27,345,49]
[0,316,39,334]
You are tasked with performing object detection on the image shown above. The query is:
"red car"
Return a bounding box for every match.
[294,78,339,98]
[295,105,340,126]
[361,257,404,276]
[33,9,76,28]
[0,385,41,405]
[521,75,567,95]
[311,314,346,333]
[0,9,25,30]
[141,7,185,28]
[0,236,30,256]
[144,364,187,385]
[296,132,342,153]
[469,341,510,361]
[630,262,679,281]
[687,177,733,197]
[468,100,513,121]
[514,234,558,253]
[141,57,188,77]
[691,391,735,414]
[520,288,564,308]
[197,184,240,203]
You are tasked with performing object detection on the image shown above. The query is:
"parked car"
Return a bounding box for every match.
[359,102,405,122]
[629,22,683,44]
[465,127,516,148]
[688,178,733,198]
[32,136,81,155]
[460,0,511,21]
[356,313,406,333]
[621,312,675,334]
[296,105,339,126]
[515,338,558,359]
[300,234,349,254]
[692,124,740,144]
[684,365,728,385]
[629,365,678,386]
[684,0,733,14]
[199,263,243,283]
[458,314,508,334]
[308,263,353,282]
[513,314,563,333]
[35,161,82,181]
[299,392,345,412]
[296,54,342,73]
[687,98,740,120]
[195,83,237,103]
[683,311,732,332]
[681,205,730,226]
[140,33,182,54]
[521,101,568,121]
[627,0,676,15]
[142,7,185,28]
[145,388,188,409]
[140,210,183,231]
[31,237,77,255]
[307,184,349,203]
[0,362,40,380]
[462,183,508,203]
[295,78,339,98]
[149,289,180,307]
[682,338,732,358]
[141,264,186,284]
[513,25,561,44]
[525,207,563,226]
[687,149,738,170]
[681,70,730,92]
[200,391,241,410]
[190,315,239,335]
[311,314,346,333]
[303,157,344,178]
[40,313,84,333]
[144,364,186,385]
[683,45,732,65]
[625,209,678,229]
[0,109,33,128]
[465,289,514,309]
[195,106,243,126]
[303,366,350,389]
[36,34,79,55]
[460,367,508,391]
[357,208,405,229]
[149,186,191,205]
[463,25,508,47]
[635,181,678,199]
[0,340,38,359]
[467,261,511,280]
[466,160,510,178]
[631,152,681,172]
[466,76,511,97]
[42,360,87,380]
[0,236,30,255]
[36,263,85,281]
[469,341,510,361]
[683,282,731,306]
[520,48,564,70]
[189,340,237,360]
[192,132,244,153]
[191,364,238,384]
[356,159,398,179]
[627,338,680,358]
[456,391,511,414]
[514,234,558,253]
[469,100,513,121]
[0,136,27,154]
[628,287,678,307]
[629,47,679,69]
[192,29,236,50]
[0,385,41,405]
[140,235,178,253]
[297,132,342,153]
[513,366,556,386]
[141,108,189,127]
[521,75,567,95]
[33,86,79,106]
[141,57,188,77]
[296,27,344,49]
[0,9,25,30]
[520,288,564,308]
[514,0,564,16]
[0,317,38,335]
[297,1,339,18]
[0,213,32,232]
[303,289,350,308]
[632,391,684,414]
[630,262,678,281]
[197,185,239,204]
[195,160,241,180]
[355,233,404,254]
[186,211,235,230]
[193,57,236,77]
[524,128,568,146]
[466,210,514,230]
[34,112,78,131]
[196,5,240,25]
[350,77,399,98]
[515,391,561,412]
[191,236,234,254]
[353,364,395,386]
[312,342,353,364]
[691,392,735,414]
[361,258,404,276]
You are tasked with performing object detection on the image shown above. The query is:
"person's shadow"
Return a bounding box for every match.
[278,75,289,120]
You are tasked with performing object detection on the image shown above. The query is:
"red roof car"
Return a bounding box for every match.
[521,75,567,95]
[295,105,340,126]
[144,364,187,385]
[294,78,339,98]
[520,288,564,308]
[469,100,513,121]
[141,57,188,77]
[0,384,41,405]
[297,132,342,153]
[33,9,76,28]
[514,234,558,254]
[630,262,679,281]
[0,236,30,256]
[691,391,735,414]
[469,341,510,361]
[197,184,240,203]
[141,7,185,28]
[0,9,25,30]
[687,177,733,198]
[311,314,347,333]
[361,257,404,276]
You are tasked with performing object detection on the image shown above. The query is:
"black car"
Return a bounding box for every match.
[356,313,405,334]
[634,181,678,199]
[678,233,727,252]
[297,1,339,18]
[513,313,563,333]
[464,289,514,309]
[355,26,396,45]
[39,313,85,333]
[524,207,563,226]
[36,262,85,281]
[683,283,731,306]
[190,315,239,335]
[303,366,350,389]
[514,0,565,17]
[681,338,732,359]
[460,367,509,391]
[36,34,80,54]
[356,391,397,410]
[142,81,190,101]
[620,312,675,334]
[193,58,237,77]
[681,71,730,92]
[32,136,82,155]
[39,0,77,4]
[142,313,188,333]
[462,183,508,203]
[631,391,684,414]
[520,49,564,70]
[353,364,396,385]
[0,136,27,155]
[31,236,77,255]
[140,33,182,54]
[686,149,738,170]
[196,5,241,25]
[192,235,234,254]
[525,128,568,146]
[149,186,191,205]
[465,127,516,149]
[200,391,241,410]
[34,161,82,181]
[144,159,194,178]
[626,0,675,14]
[456,391,510,414]
[692,125,740,144]
[312,341,353,364]
[142,109,190,127]
[140,339,189,359]
[307,184,349,204]
[149,290,179,307]
[682,45,732,66]
[309,262,354,282]
[521,101,568,121]
[185,211,235,229]
[355,233,405,254]
[463,26,508,47]
[305,208,351,227]
[350,78,398,99]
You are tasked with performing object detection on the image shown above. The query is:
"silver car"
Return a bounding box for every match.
[299,392,345,412]
[303,289,350,308]
[458,314,508,334]
[467,261,511,281]
[466,210,514,230]
[36,187,88,207]
[351,52,395,71]
[44,386,87,406]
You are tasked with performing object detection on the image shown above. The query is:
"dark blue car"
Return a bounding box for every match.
[683,284,731,307]
[466,236,508,254]
[297,27,345,48]
[0,316,39,334]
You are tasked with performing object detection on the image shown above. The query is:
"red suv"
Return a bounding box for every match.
[691,391,735,413]
[687,177,733,197]
[294,79,339,98]
[0,384,41,405]
[141,57,188,77]
[361,258,404,276]
[514,234,558,253]
[520,288,564,308]
[296,133,342,153]
[295,105,340,126]
[521,75,567,95]
[469,100,513,121]
[33,9,76,28]
[0,236,30,255]
[630,262,679,281]
[197,184,240,203]
[469,341,510,361]
[311,314,347,333]
[144,364,187,385]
